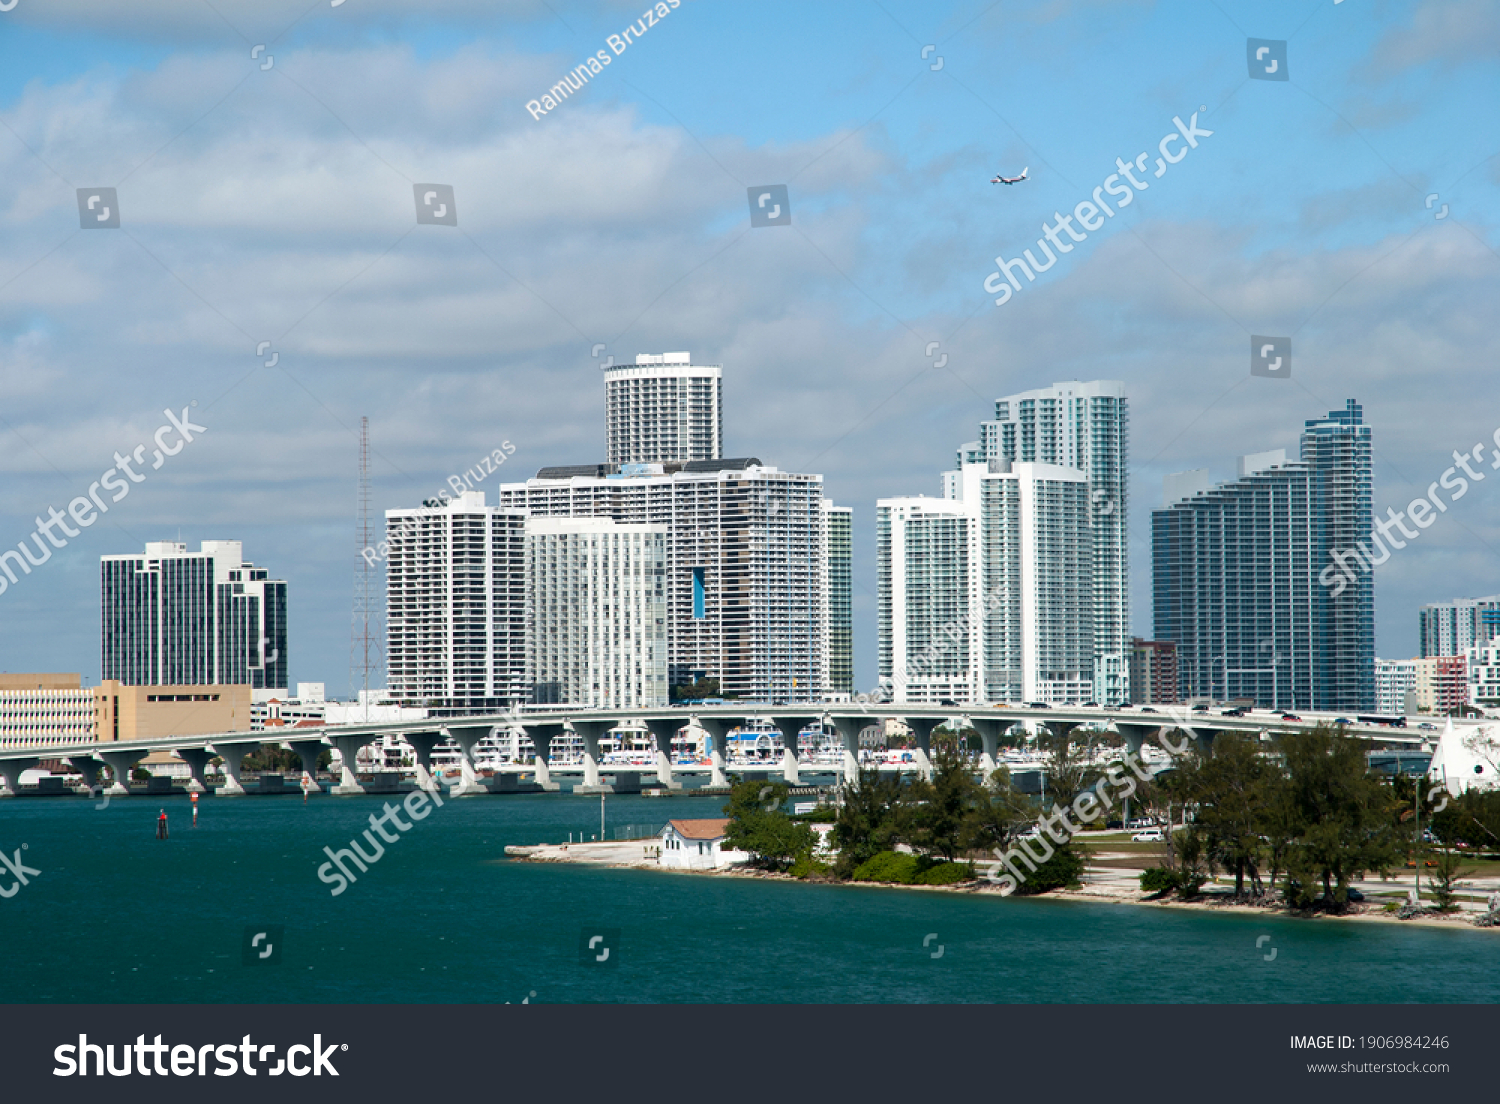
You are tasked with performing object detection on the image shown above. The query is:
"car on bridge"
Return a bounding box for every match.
[1281,713,1302,721]
[1139,706,1159,713]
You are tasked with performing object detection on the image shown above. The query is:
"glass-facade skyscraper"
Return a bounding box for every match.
[1152,400,1374,712]
[822,502,854,695]
[100,540,288,689]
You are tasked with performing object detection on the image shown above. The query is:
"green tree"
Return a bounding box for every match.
[906,745,984,861]
[721,779,815,871]
[1187,733,1275,896]
[670,677,721,703]
[1038,727,1104,809]
[1280,727,1401,911]
[963,766,1034,857]
[1425,845,1474,911]
[831,769,910,878]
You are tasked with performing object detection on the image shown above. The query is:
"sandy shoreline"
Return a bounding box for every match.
[504,840,1500,932]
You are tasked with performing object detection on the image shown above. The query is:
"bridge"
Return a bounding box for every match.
[0,701,1444,799]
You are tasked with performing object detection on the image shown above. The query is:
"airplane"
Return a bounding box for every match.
[991,166,1029,185]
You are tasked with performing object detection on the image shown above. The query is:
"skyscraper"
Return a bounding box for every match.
[384,492,526,713]
[604,353,723,465]
[500,461,829,703]
[878,460,1093,705]
[525,517,668,709]
[876,495,980,704]
[1152,400,1374,712]
[954,380,1128,701]
[101,541,288,690]
[822,502,854,696]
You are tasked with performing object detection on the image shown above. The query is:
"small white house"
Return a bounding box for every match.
[658,819,747,870]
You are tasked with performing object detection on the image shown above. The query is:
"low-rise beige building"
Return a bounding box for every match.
[94,681,252,742]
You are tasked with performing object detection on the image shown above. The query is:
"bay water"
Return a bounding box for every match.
[1,791,1494,1004]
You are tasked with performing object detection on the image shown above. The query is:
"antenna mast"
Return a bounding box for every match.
[352,416,380,715]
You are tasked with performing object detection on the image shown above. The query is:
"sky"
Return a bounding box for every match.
[0,0,1497,694]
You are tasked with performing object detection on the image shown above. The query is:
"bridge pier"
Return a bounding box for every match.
[331,734,374,795]
[691,716,736,788]
[403,730,444,794]
[98,749,144,796]
[642,717,683,790]
[175,747,214,794]
[569,720,616,792]
[1112,722,1154,758]
[66,756,104,796]
[522,724,563,791]
[825,714,864,788]
[966,716,1007,785]
[212,744,248,796]
[283,738,327,796]
[772,716,817,786]
[445,724,494,796]
[0,757,37,797]
[901,716,941,782]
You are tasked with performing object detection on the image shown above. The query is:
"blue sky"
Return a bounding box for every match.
[1,0,1497,692]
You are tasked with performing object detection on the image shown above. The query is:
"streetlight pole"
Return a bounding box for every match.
[1413,777,1421,907]
[600,791,606,842]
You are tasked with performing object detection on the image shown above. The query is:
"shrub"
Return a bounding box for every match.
[789,855,834,880]
[916,861,975,886]
[851,851,922,885]
[1140,867,1181,895]
[1011,844,1085,895]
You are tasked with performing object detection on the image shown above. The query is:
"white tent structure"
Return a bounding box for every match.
[1425,717,1500,796]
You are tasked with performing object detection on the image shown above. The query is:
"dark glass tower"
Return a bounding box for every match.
[1152,400,1374,712]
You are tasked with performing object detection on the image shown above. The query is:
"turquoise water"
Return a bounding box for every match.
[1,791,1496,1004]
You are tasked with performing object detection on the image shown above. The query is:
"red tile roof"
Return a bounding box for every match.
[668,818,730,840]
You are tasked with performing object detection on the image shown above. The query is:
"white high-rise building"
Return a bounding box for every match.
[525,517,669,710]
[384,492,526,713]
[1420,596,1500,657]
[1374,658,1418,716]
[876,496,982,704]
[955,380,1127,701]
[500,460,827,703]
[878,461,1093,705]
[100,540,287,691]
[604,353,723,465]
